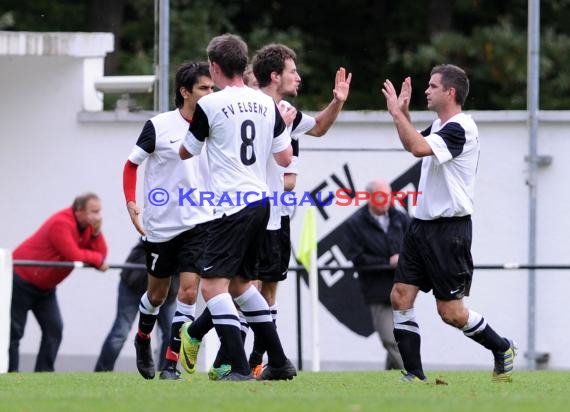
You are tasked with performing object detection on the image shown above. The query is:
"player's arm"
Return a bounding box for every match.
[274,146,292,167]
[124,120,155,236]
[284,173,297,192]
[382,78,432,157]
[180,103,209,160]
[272,103,293,167]
[123,160,145,236]
[391,112,432,157]
[179,145,193,160]
[283,138,299,191]
[306,67,352,137]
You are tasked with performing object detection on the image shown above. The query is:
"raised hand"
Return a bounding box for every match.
[382,77,412,117]
[279,102,298,127]
[398,77,412,113]
[333,67,352,103]
[381,79,399,115]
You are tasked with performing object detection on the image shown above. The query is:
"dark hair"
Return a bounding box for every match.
[72,192,99,211]
[206,33,248,78]
[174,61,210,108]
[252,43,297,88]
[430,64,470,106]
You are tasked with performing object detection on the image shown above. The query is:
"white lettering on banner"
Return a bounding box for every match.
[318,244,353,288]
[310,163,355,221]
[399,182,418,216]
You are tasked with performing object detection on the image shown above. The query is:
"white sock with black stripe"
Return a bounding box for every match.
[208,292,249,374]
[270,303,278,322]
[138,291,160,337]
[167,300,196,357]
[461,310,487,336]
[208,293,241,328]
[235,285,286,367]
[461,309,509,352]
[237,309,250,342]
[393,308,425,379]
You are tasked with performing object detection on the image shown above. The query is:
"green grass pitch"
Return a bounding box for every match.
[1,370,568,412]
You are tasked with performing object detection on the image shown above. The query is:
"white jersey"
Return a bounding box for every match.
[415,112,479,220]
[128,109,213,242]
[277,103,316,219]
[278,137,300,219]
[183,86,291,218]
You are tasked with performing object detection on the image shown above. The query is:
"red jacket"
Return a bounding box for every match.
[13,207,107,290]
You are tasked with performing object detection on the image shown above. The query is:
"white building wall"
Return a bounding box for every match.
[1,32,568,372]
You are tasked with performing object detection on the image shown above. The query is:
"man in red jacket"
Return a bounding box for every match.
[9,192,108,372]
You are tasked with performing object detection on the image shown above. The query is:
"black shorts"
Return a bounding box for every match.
[394,216,473,301]
[199,201,269,280]
[280,215,292,276]
[143,223,209,279]
[258,216,292,282]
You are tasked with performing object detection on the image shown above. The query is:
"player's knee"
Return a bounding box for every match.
[390,284,410,309]
[147,289,167,307]
[260,282,277,305]
[261,291,275,306]
[200,281,222,301]
[437,306,465,328]
[178,286,198,304]
[389,288,401,308]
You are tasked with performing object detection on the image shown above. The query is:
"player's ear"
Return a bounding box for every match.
[210,61,221,75]
[180,86,190,98]
[271,71,280,83]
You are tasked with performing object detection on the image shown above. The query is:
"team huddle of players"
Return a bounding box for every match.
[124,32,517,384]
[123,33,351,381]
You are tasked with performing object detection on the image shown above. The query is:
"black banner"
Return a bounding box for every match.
[298,161,421,337]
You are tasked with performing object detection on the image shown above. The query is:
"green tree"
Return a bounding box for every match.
[2,0,570,110]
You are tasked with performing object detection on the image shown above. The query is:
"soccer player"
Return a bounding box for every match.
[178,33,296,381]
[94,239,178,373]
[123,61,214,380]
[381,64,517,382]
[344,179,407,370]
[248,43,352,375]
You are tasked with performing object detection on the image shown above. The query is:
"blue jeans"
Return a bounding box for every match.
[9,273,63,372]
[94,280,176,371]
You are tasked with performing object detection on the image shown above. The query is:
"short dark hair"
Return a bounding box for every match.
[431,64,470,106]
[174,61,210,108]
[206,33,248,78]
[72,193,99,211]
[252,44,297,88]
